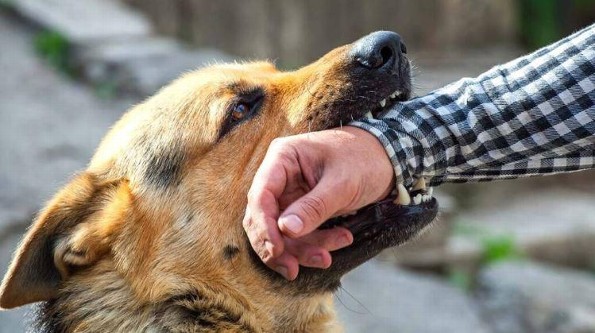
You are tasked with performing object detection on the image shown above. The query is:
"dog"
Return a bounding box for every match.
[0,31,437,332]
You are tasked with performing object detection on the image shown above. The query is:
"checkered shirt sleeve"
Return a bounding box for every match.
[350,24,595,188]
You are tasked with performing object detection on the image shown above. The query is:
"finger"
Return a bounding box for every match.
[299,227,353,252]
[245,144,296,258]
[278,179,350,238]
[243,212,283,262]
[266,250,300,281]
[284,238,332,269]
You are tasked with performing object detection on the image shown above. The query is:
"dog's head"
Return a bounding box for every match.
[0,31,437,331]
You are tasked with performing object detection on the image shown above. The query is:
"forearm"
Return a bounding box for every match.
[351,24,595,187]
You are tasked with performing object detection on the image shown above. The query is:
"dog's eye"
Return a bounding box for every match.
[219,90,264,139]
[231,103,250,121]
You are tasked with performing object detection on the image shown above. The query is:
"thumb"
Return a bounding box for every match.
[278,179,352,238]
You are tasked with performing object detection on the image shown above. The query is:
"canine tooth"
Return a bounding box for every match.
[413,195,421,205]
[394,183,411,205]
[412,177,426,191]
[427,187,434,197]
[364,111,374,119]
[390,92,397,99]
[413,194,422,205]
[379,99,386,108]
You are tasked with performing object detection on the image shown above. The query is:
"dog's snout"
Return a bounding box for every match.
[350,31,405,70]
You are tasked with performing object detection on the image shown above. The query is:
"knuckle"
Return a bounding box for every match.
[246,187,258,203]
[269,137,288,150]
[246,187,267,206]
[242,216,253,230]
[260,249,274,264]
[299,195,328,222]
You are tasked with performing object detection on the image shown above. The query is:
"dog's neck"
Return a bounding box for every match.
[34,261,341,333]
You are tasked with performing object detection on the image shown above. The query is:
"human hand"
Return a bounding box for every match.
[243,126,394,280]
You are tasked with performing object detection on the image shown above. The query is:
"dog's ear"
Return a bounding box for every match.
[0,172,131,309]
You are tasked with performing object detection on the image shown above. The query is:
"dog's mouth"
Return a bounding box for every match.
[319,180,438,248]
[367,88,410,119]
[320,87,438,253]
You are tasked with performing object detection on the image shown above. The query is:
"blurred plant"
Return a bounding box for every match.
[448,269,472,292]
[34,30,72,76]
[519,0,559,49]
[453,220,524,264]
[519,0,595,50]
[94,81,118,100]
[481,234,523,264]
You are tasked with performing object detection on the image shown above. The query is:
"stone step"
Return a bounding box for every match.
[391,190,595,271]
[7,0,236,98]
[11,0,152,44]
[477,261,595,333]
[91,48,235,97]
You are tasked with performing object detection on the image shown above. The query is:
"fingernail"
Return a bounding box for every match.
[276,266,289,279]
[264,240,274,256]
[338,234,353,247]
[280,215,303,234]
[309,255,323,266]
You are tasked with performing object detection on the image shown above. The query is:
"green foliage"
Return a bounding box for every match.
[519,0,560,49]
[519,0,595,49]
[481,234,523,264]
[453,220,524,265]
[34,31,72,75]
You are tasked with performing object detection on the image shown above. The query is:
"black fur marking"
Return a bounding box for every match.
[222,245,240,260]
[144,148,185,188]
[34,301,65,333]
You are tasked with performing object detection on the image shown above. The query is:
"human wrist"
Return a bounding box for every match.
[340,126,394,200]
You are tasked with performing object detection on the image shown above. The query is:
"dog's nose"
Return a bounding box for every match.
[350,31,406,70]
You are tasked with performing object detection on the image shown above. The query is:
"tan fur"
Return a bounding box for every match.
[0,42,384,332]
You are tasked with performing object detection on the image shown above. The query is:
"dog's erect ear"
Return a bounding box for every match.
[0,173,131,309]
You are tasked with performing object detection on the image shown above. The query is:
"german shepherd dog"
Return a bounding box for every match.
[0,31,437,332]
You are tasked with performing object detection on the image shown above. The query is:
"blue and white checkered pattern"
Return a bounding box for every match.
[351,24,595,187]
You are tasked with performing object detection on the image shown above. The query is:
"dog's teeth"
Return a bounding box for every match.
[364,111,374,119]
[395,90,402,97]
[390,92,397,99]
[394,183,411,205]
[422,194,430,202]
[412,177,426,191]
[427,187,434,197]
[379,99,386,108]
[413,194,422,205]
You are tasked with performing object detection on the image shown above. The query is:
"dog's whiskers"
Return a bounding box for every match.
[334,286,370,315]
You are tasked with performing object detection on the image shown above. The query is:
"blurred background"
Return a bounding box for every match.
[0,0,594,332]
